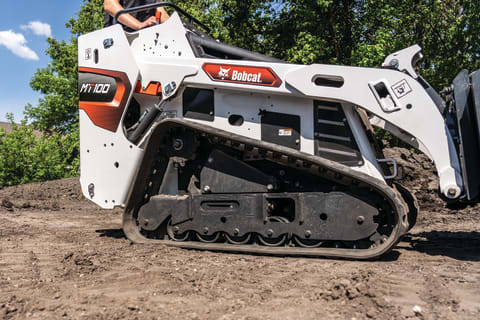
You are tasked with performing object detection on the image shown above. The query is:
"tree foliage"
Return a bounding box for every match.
[0,116,79,187]
[175,1,479,89]
[25,0,104,133]
[0,0,103,186]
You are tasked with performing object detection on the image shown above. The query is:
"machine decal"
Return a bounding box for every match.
[203,63,282,87]
[78,67,131,132]
[79,72,117,102]
[279,128,293,136]
[80,83,111,95]
[391,79,412,99]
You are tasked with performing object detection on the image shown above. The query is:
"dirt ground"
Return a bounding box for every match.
[1,148,479,320]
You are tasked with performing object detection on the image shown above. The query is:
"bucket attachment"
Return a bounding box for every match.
[445,70,480,201]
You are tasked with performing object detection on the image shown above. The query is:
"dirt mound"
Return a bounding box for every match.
[0,177,89,212]
[0,177,83,202]
[384,147,479,225]
[384,147,440,206]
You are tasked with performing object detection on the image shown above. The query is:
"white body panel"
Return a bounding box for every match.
[79,111,143,208]
[78,12,462,209]
[79,25,143,209]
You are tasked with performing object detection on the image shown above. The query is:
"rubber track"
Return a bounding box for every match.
[123,118,409,260]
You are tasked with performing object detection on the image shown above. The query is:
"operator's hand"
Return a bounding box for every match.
[158,7,170,23]
[138,16,157,29]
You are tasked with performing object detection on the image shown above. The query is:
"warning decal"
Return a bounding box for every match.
[391,79,412,99]
[279,128,293,136]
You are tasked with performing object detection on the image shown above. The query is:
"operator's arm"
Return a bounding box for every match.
[158,7,170,23]
[104,0,156,30]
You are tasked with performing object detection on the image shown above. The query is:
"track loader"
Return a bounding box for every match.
[78,3,480,259]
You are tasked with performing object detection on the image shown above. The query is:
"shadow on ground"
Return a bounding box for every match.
[403,231,480,261]
[94,229,480,261]
[96,229,127,239]
[94,227,405,261]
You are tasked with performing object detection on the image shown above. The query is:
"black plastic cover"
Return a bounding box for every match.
[200,149,277,194]
[261,111,301,150]
[183,87,215,122]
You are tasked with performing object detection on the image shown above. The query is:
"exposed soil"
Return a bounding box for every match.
[1,148,479,320]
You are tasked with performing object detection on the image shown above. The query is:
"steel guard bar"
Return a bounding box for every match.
[113,1,211,33]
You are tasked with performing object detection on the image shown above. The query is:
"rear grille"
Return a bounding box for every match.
[314,101,363,166]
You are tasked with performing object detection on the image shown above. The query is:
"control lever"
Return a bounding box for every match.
[156,9,162,25]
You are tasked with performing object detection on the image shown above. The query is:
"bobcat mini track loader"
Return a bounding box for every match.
[78,2,480,259]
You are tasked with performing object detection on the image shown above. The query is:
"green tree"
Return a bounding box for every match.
[25,0,104,133]
[174,0,275,52]
[0,115,78,187]
[0,0,103,186]
[265,0,479,89]
[352,0,480,88]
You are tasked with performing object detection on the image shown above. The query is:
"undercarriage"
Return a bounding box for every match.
[122,119,412,259]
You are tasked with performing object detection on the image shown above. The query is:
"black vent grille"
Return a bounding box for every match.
[314,101,363,166]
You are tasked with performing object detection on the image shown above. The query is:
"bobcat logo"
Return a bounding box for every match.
[218,67,231,80]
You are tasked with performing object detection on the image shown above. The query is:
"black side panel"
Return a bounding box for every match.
[183,88,214,122]
[174,192,378,241]
[138,196,191,231]
[447,70,480,200]
[261,111,301,150]
[200,149,277,194]
[314,101,363,166]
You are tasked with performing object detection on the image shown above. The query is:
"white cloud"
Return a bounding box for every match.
[21,21,52,38]
[0,30,39,61]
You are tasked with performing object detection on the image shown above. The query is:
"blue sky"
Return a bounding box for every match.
[0,0,83,122]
